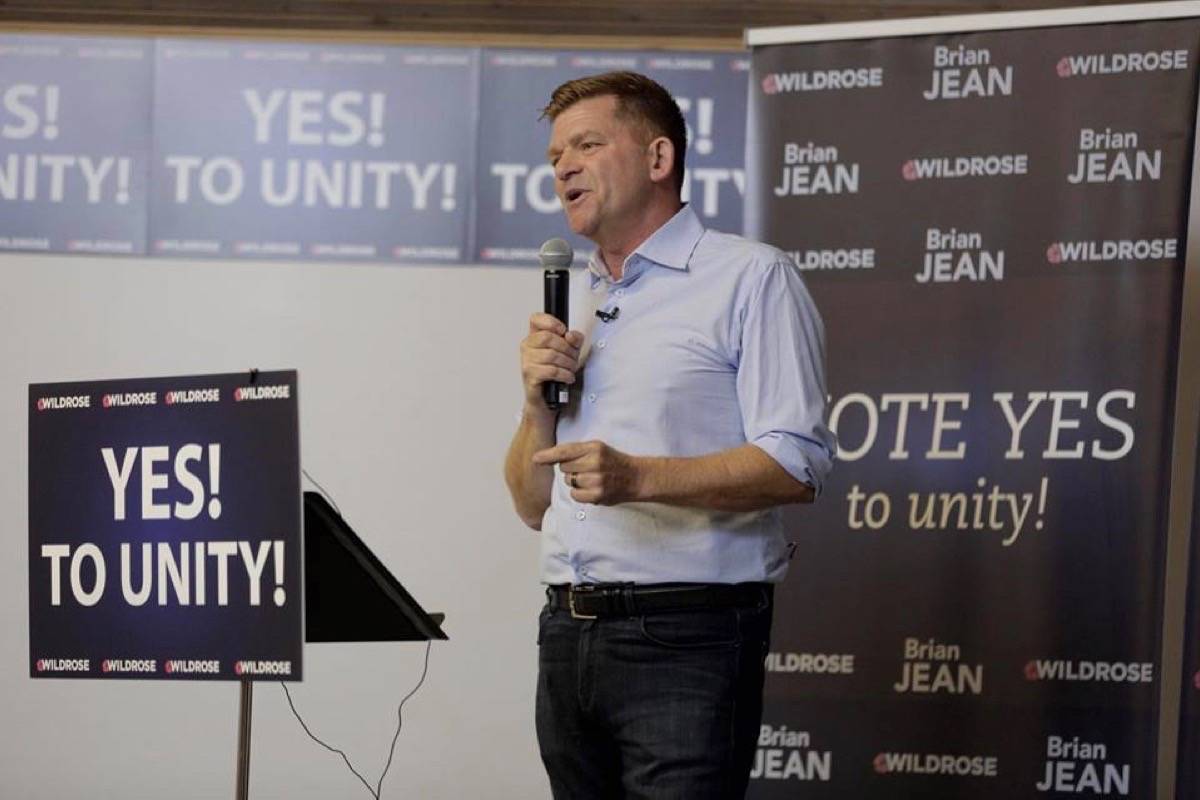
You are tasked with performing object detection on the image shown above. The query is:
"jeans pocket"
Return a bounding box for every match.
[638,609,741,649]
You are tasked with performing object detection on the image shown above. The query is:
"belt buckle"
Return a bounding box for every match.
[568,584,598,620]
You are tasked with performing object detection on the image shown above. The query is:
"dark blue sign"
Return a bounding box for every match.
[0,34,152,255]
[28,371,302,681]
[149,40,478,263]
[475,49,750,264]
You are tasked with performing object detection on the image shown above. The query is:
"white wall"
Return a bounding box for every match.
[0,253,551,798]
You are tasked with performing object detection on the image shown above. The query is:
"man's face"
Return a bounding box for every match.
[547,95,655,243]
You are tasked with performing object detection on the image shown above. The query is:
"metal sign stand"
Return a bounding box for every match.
[236,680,253,800]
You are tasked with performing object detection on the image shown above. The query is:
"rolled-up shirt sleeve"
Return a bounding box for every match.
[736,258,836,495]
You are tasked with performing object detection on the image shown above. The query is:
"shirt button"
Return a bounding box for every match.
[587,393,597,403]
[596,340,606,349]
[615,288,625,297]
[576,510,586,521]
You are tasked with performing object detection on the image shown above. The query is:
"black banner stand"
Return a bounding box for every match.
[235,491,449,799]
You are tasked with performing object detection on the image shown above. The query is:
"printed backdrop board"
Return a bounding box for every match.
[0,34,152,255]
[747,17,1200,798]
[28,371,302,681]
[474,49,749,264]
[149,40,478,263]
[1176,410,1200,796]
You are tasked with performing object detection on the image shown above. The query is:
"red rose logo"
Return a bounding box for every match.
[873,754,890,774]
[36,659,46,672]
[102,394,112,408]
[234,388,244,402]
[165,661,174,674]
[36,398,47,411]
[902,160,918,181]
[1024,660,1040,681]
[234,661,244,676]
[1193,670,1200,690]
[1046,243,1063,264]
[761,75,779,95]
[1056,58,1072,78]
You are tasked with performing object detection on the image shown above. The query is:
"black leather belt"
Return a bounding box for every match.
[546,582,771,620]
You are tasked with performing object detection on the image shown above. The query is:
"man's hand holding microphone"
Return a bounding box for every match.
[506,239,644,520]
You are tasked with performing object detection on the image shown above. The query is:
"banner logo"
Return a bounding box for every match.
[101,392,158,408]
[873,752,999,777]
[1056,50,1188,77]
[233,385,291,402]
[1037,736,1130,795]
[164,388,221,406]
[917,228,1004,284]
[788,248,875,272]
[765,651,855,674]
[101,658,157,674]
[751,726,832,782]
[36,394,90,411]
[1068,128,1161,184]
[773,142,859,197]
[924,45,1013,100]
[760,67,884,95]
[902,154,1028,180]
[234,659,292,676]
[1046,239,1177,264]
[164,659,221,675]
[1023,659,1154,683]
[35,658,90,673]
[894,637,983,694]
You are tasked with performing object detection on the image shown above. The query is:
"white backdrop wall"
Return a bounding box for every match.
[1,253,551,798]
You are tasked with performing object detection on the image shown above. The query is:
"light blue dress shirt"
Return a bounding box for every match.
[539,204,835,585]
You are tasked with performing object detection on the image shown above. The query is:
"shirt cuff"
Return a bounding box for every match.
[750,431,834,497]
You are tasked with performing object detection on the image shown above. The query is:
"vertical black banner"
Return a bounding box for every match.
[1176,409,1200,797]
[747,19,1199,798]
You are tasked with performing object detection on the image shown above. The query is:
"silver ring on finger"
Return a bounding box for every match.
[568,473,578,489]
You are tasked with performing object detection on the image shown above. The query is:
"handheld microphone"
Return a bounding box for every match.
[540,238,573,410]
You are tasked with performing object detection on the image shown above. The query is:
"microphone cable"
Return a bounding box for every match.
[280,470,434,798]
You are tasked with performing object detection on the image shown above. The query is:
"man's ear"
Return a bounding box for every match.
[646,136,676,185]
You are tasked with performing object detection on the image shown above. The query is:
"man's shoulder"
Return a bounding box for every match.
[694,228,796,276]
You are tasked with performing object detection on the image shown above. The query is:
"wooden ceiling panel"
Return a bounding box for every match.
[0,0,1164,43]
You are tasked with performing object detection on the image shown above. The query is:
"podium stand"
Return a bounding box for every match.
[235,491,448,799]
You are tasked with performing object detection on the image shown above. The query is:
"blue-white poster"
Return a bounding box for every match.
[0,35,152,255]
[28,371,302,681]
[475,49,749,264]
[149,40,478,263]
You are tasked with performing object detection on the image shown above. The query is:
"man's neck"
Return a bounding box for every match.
[596,200,682,281]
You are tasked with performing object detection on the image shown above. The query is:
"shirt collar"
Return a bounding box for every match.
[587,204,705,282]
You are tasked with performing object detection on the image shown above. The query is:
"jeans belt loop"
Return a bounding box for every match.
[620,584,636,617]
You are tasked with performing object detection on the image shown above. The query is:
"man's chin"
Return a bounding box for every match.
[565,212,597,239]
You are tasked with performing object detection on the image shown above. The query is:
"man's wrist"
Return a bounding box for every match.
[521,401,558,428]
[630,455,662,503]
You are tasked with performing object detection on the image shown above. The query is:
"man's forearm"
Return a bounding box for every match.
[634,444,814,512]
[503,408,559,529]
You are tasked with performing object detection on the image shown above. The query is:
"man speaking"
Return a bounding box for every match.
[503,71,835,799]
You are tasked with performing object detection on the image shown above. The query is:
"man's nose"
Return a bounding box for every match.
[555,153,581,182]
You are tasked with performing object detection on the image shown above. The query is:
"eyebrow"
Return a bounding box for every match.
[546,129,606,160]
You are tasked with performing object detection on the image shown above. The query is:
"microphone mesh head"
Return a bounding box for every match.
[539,238,574,269]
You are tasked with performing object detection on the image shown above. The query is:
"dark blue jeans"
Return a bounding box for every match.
[535,586,773,799]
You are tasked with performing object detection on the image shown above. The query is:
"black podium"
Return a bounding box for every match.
[235,491,448,799]
[303,491,448,643]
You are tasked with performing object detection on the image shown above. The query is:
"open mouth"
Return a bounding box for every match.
[565,188,587,204]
